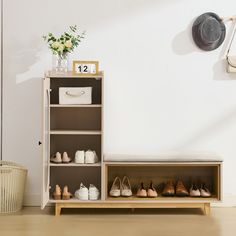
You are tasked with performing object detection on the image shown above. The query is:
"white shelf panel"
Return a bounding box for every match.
[49,198,101,203]
[50,130,102,135]
[50,104,102,108]
[106,196,219,203]
[50,162,101,167]
[46,71,103,79]
[49,197,217,204]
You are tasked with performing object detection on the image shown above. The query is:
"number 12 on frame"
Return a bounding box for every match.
[73,61,99,76]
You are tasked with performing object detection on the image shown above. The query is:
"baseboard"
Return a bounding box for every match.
[213,195,236,207]
[23,194,236,207]
[23,193,41,206]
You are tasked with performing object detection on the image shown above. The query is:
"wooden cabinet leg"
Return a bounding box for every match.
[204,203,211,216]
[55,204,61,216]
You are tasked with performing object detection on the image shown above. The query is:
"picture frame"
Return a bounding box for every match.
[73,61,99,76]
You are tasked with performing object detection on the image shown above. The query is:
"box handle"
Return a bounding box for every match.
[65,91,85,97]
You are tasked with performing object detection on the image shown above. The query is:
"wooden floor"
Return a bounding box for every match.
[0,207,236,236]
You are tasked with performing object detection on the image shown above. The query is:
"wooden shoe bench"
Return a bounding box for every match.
[42,72,222,216]
[50,160,222,216]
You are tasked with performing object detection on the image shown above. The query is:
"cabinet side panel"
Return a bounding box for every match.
[41,77,50,209]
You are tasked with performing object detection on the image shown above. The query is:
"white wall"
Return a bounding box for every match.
[0,0,2,158]
[3,0,236,205]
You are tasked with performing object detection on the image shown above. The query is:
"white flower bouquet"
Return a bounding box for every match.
[43,25,85,59]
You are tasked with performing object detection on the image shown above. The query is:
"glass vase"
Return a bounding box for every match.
[52,54,69,74]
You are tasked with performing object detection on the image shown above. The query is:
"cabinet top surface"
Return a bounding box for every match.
[45,71,104,78]
[104,153,223,163]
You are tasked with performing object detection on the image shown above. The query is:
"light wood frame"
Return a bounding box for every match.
[52,161,222,216]
[104,161,222,202]
[42,71,104,210]
[72,61,99,76]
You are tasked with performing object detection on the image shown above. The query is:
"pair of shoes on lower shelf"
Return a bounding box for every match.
[74,183,100,200]
[75,150,98,164]
[136,182,158,198]
[162,180,189,197]
[53,185,72,200]
[50,152,72,163]
[109,176,132,197]
[162,180,212,197]
[190,183,211,197]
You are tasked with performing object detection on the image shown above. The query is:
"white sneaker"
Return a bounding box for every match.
[75,150,85,164]
[85,150,98,164]
[62,152,72,163]
[89,184,100,200]
[74,183,88,200]
[50,152,62,163]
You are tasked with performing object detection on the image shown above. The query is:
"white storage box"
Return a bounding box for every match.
[59,87,92,105]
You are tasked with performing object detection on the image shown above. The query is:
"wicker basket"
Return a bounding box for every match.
[0,161,27,214]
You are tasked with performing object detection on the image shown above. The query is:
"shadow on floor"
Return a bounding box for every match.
[4,206,205,216]
[41,207,204,216]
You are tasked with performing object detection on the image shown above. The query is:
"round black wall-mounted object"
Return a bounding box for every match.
[192,12,226,51]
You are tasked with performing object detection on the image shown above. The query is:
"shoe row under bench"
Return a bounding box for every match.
[48,160,222,216]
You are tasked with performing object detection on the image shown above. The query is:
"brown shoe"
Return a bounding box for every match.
[162,180,175,196]
[62,186,73,200]
[53,184,62,200]
[176,180,189,197]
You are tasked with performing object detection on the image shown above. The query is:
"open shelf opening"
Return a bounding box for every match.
[50,107,101,131]
[106,165,220,201]
[50,78,102,105]
[50,134,102,163]
[50,167,101,198]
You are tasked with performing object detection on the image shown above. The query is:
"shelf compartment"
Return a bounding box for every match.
[50,134,102,163]
[50,107,101,131]
[50,166,101,196]
[105,163,221,201]
[50,77,102,105]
